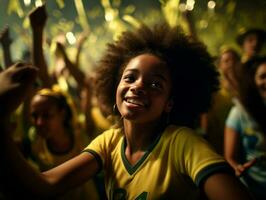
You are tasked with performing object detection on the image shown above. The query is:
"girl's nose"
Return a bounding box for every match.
[130,80,146,95]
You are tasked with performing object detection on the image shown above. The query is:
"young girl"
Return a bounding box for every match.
[27,86,100,199]
[224,56,266,200]
[1,23,253,199]
[200,47,241,155]
[28,87,82,169]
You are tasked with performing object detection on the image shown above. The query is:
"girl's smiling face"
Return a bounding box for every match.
[255,62,266,101]
[116,54,173,124]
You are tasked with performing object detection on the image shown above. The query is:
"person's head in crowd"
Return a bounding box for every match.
[94,22,219,128]
[237,56,266,131]
[30,86,75,139]
[218,47,241,94]
[236,28,266,62]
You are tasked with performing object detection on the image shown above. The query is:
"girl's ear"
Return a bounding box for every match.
[164,99,174,113]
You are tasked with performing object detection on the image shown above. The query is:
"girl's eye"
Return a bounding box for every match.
[123,75,135,82]
[150,82,162,89]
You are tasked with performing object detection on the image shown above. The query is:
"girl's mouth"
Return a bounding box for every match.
[124,97,148,107]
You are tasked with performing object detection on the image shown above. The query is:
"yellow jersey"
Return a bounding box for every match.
[84,125,231,200]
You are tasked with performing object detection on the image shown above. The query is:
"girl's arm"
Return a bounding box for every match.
[0,63,100,198]
[224,126,242,175]
[56,42,85,91]
[0,25,13,68]
[203,172,254,200]
[2,131,99,198]
[29,4,53,88]
[224,126,256,176]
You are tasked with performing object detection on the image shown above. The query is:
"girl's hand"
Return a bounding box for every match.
[0,63,38,118]
[234,159,257,177]
[0,25,12,46]
[29,4,47,28]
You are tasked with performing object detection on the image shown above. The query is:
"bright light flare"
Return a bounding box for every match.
[24,0,31,6]
[179,3,186,12]
[199,20,208,29]
[186,0,195,11]
[66,32,76,45]
[35,0,43,7]
[105,9,117,22]
[208,1,216,9]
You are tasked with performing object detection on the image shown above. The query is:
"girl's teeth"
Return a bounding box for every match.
[127,99,144,106]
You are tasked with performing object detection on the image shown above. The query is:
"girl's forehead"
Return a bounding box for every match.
[31,95,58,108]
[124,54,168,73]
[256,63,266,73]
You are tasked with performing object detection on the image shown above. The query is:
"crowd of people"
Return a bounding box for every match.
[0,3,266,200]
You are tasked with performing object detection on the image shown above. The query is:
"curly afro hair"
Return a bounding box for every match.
[94,22,219,128]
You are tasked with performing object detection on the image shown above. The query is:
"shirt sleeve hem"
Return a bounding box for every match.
[195,162,234,187]
[82,149,103,174]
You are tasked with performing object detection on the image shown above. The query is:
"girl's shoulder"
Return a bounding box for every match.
[92,127,124,144]
[163,125,203,143]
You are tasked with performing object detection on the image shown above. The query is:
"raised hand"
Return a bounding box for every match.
[235,158,257,177]
[0,25,12,46]
[0,25,13,68]
[29,4,47,29]
[0,63,38,118]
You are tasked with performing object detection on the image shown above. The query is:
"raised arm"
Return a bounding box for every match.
[0,25,13,68]
[0,63,37,116]
[182,10,198,41]
[56,37,100,139]
[0,63,100,198]
[75,32,89,68]
[29,4,52,88]
[56,41,86,90]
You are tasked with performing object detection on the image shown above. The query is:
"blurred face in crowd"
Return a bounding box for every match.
[243,33,262,58]
[219,51,239,77]
[30,95,65,138]
[219,50,240,91]
[255,62,266,101]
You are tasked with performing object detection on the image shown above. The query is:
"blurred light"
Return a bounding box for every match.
[56,0,65,9]
[66,32,77,45]
[186,0,195,6]
[186,0,195,10]
[186,4,194,11]
[89,34,97,43]
[108,21,118,30]
[105,13,114,21]
[35,0,43,7]
[24,0,31,6]
[179,3,186,12]
[199,20,208,29]
[75,0,90,32]
[208,1,216,9]
[122,15,140,28]
[124,5,136,14]
[113,0,121,7]
[105,9,116,21]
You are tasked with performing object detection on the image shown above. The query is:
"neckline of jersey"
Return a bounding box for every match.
[120,128,164,175]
